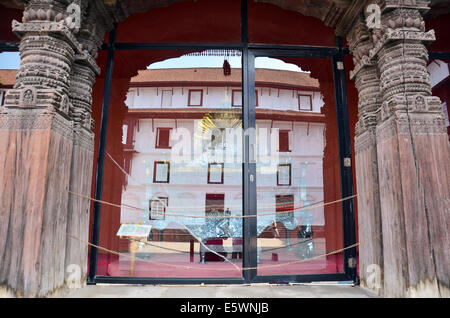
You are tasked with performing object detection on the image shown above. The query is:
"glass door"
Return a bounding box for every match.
[242,50,354,283]
[94,49,247,280]
[89,31,357,284]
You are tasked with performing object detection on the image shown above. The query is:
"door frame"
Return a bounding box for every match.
[243,44,357,284]
[87,0,357,285]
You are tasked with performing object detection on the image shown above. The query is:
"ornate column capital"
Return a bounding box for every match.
[3,0,112,131]
[2,1,85,118]
[362,0,446,128]
[375,0,431,13]
[347,16,382,136]
[348,16,377,80]
[68,0,112,134]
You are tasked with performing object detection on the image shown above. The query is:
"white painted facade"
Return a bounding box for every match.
[125,86,324,112]
[119,71,326,235]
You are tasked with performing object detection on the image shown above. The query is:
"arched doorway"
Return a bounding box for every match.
[88,0,358,285]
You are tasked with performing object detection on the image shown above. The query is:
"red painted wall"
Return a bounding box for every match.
[0,5,21,42]
[426,13,450,52]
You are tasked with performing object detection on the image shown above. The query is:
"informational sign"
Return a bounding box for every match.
[116,224,152,238]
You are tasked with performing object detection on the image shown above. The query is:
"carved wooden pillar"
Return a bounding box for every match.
[65,58,97,288]
[0,0,109,297]
[64,1,110,288]
[369,0,450,297]
[347,16,384,296]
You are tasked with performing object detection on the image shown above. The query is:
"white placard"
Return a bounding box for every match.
[116,224,151,237]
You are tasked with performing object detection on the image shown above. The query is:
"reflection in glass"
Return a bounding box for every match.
[254,57,343,276]
[94,52,344,279]
[98,50,244,277]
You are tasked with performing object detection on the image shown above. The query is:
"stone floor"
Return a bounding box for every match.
[61,283,378,298]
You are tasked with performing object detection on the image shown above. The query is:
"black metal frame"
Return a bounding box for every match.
[430,51,450,60]
[88,24,117,283]
[0,43,19,52]
[333,37,357,282]
[84,0,358,286]
[245,41,357,284]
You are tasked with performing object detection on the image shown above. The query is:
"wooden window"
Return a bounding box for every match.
[155,127,172,149]
[232,89,242,107]
[298,94,313,111]
[149,197,168,220]
[161,90,173,107]
[188,89,203,106]
[278,130,290,152]
[208,163,224,184]
[205,193,225,215]
[277,163,291,186]
[275,195,294,221]
[232,89,258,107]
[153,161,170,183]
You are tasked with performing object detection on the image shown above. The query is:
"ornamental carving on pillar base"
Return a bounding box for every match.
[380,98,445,132]
[0,110,74,140]
[2,88,73,118]
[354,126,378,153]
[355,112,379,137]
